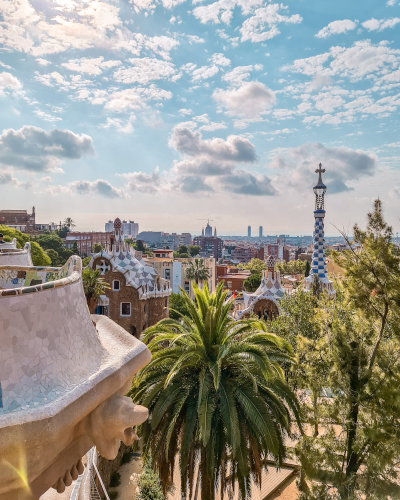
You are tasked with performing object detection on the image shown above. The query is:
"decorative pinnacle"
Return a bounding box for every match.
[315,162,326,182]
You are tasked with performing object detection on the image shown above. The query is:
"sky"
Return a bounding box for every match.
[1,0,400,236]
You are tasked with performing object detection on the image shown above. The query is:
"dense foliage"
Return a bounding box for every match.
[185,257,210,284]
[237,258,267,274]
[0,224,29,247]
[271,200,400,499]
[137,462,165,500]
[276,259,306,275]
[30,241,51,266]
[82,268,110,311]
[132,282,300,500]
[168,292,191,320]
[32,231,74,265]
[243,272,262,292]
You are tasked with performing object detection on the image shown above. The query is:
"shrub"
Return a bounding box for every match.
[137,462,164,500]
[31,241,52,266]
[120,451,132,465]
[0,225,29,248]
[109,471,121,488]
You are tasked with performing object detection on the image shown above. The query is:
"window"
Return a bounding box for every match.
[121,302,131,317]
[184,281,190,292]
[165,298,168,308]
[227,281,232,289]
[112,280,120,291]
[164,269,171,280]
[143,304,146,313]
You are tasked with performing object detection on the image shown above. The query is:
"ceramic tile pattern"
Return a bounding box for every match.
[90,244,171,300]
[237,257,285,319]
[0,240,33,267]
[0,257,104,415]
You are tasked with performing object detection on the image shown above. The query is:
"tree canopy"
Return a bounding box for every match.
[168,292,191,320]
[238,258,267,275]
[132,282,300,500]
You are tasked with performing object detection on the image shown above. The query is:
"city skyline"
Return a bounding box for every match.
[1,0,400,233]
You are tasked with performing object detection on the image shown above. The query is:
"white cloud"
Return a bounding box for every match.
[210,53,231,66]
[34,109,63,122]
[0,72,23,93]
[166,123,275,196]
[0,125,94,172]
[199,122,227,131]
[362,17,400,31]
[213,81,276,118]
[169,15,176,23]
[269,142,378,194]
[191,64,219,82]
[222,64,262,86]
[387,0,397,5]
[118,170,161,193]
[240,3,302,43]
[47,179,125,198]
[315,19,357,38]
[113,58,177,85]
[179,109,193,115]
[99,87,173,112]
[101,115,136,134]
[62,57,121,76]
[0,171,31,189]
[186,35,206,44]
[35,58,51,66]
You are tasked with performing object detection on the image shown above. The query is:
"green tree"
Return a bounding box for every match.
[177,244,188,255]
[168,292,191,320]
[188,245,201,257]
[243,272,262,292]
[185,257,210,285]
[276,260,306,275]
[82,256,91,267]
[92,243,103,254]
[45,248,59,266]
[304,260,311,277]
[82,268,110,312]
[294,200,400,498]
[63,217,76,230]
[132,282,300,500]
[238,258,267,275]
[136,240,145,252]
[0,225,29,248]
[173,252,191,258]
[30,241,52,266]
[72,241,79,255]
[137,461,165,500]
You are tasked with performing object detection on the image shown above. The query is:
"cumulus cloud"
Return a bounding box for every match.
[0,171,31,189]
[113,58,177,85]
[269,142,378,193]
[210,53,231,66]
[222,64,262,86]
[163,123,275,195]
[213,81,276,118]
[0,126,95,172]
[191,64,219,82]
[62,57,121,76]
[315,20,357,38]
[240,3,302,43]
[47,179,125,198]
[362,17,400,31]
[118,170,161,193]
[0,72,23,94]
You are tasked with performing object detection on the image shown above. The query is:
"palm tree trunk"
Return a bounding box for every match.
[200,448,214,500]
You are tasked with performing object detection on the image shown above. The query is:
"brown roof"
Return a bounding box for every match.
[0,210,28,213]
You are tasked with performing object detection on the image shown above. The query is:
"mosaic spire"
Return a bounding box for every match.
[305,164,335,296]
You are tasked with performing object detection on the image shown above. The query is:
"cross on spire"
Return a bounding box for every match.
[315,162,325,184]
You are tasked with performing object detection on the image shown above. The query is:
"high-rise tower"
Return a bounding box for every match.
[305,164,335,296]
[259,226,263,238]
[248,226,251,238]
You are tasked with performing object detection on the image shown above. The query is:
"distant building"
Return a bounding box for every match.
[65,231,113,256]
[248,226,251,238]
[89,218,171,338]
[145,255,215,297]
[264,244,282,260]
[205,222,213,237]
[214,227,217,237]
[216,266,251,293]
[136,231,192,250]
[105,219,139,238]
[193,236,223,260]
[231,245,264,263]
[0,207,36,232]
[259,226,263,238]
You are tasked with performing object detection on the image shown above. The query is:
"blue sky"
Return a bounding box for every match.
[1,0,400,235]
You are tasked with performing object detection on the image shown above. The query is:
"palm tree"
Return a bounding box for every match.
[185,257,210,286]
[63,217,76,230]
[82,268,110,313]
[132,282,300,500]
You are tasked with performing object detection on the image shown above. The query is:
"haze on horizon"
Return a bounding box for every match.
[0,0,400,234]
